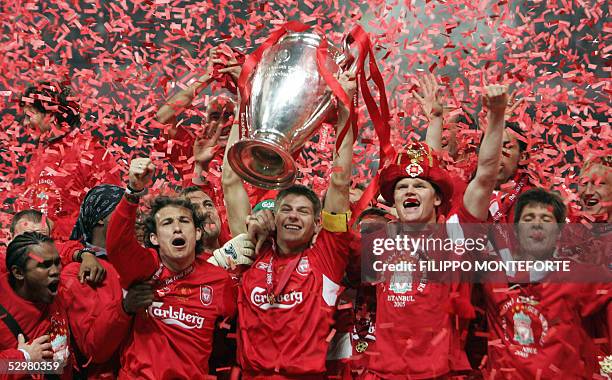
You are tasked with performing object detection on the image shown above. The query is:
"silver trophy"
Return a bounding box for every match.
[228,32,357,189]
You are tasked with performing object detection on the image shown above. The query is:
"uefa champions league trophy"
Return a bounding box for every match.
[227,29,358,189]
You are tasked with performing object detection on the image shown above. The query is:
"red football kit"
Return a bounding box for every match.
[483,268,610,379]
[59,258,132,379]
[107,197,237,380]
[237,219,351,378]
[0,274,71,380]
[365,203,480,379]
[15,133,121,239]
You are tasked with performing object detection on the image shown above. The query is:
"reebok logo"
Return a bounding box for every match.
[250,286,304,310]
[148,302,205,329]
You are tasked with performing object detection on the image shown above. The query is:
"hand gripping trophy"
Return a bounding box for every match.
[228,21,392,190]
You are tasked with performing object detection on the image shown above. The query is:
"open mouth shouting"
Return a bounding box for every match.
[403,197,421,211]
[582,195,600,208]
[47,280,59,296]
[204,222,218,230]
[171,235,187,249]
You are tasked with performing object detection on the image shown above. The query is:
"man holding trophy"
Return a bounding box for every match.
[221,71,356,378]
[218,24,360,378]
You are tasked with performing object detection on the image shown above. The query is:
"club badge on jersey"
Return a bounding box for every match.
[200,285,213,306]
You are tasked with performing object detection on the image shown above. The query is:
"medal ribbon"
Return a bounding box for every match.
[265,253,303,304]
[152,262,195,288]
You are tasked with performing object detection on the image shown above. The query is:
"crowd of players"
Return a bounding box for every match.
[0,47,610,380]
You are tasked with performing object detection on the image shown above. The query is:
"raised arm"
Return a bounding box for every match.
[323,72,356,214]
[156,50,225,131]
[221,120,252,236]
[414,73,444,151]
[190,53,242,186]
[106,157,159,288]
[191,120,225,184]
[158,47,240,129]
[463,85,509,220]
[156,72,212,129]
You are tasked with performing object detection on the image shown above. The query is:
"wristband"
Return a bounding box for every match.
[125,185,148,197]
[75,248,96,263]
[18,348,31,362]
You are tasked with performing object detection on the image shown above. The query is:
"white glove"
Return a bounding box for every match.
[208,233,256,269]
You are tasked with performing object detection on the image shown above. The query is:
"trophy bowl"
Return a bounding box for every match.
[228,32,350,189]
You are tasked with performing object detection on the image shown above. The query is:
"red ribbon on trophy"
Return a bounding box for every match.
[236,21,395,200]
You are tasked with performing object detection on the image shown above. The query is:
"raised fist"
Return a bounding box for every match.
[128,157,155,191]
[483,84,509,116]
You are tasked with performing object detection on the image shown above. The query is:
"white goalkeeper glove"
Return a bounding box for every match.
[208,233,256,269]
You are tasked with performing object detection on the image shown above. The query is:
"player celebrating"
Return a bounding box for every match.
[228,72,356,378]
[106,157,255,379]
[363,84,509,379]
[483,188,611,379]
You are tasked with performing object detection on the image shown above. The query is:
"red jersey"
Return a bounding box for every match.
[0,274,71,380]
[107,197,237,380]
[366,204,480,379]
[54,239,84,267]
[483,272,610,379]
[237,227,351,378]
[15,132,122,239]
[59,259,131,379]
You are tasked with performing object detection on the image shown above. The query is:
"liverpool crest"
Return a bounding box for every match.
[200,285,213,306]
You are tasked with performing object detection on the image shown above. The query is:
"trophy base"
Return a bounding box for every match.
[227,134,297,190]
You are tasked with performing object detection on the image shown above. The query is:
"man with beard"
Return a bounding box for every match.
[362,84,509,379]
[106,157,255,379]
[0,232,72,378]
[179,185,238,378]
[482,188,611,379]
